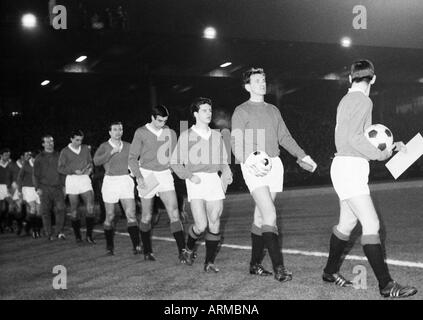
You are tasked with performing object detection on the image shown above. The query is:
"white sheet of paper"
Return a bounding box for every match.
[385,133,423,179]
[137,173,159,197]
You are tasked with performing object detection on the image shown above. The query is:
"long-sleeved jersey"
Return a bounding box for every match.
[231,100,306,163]
[334,90,382,160]
[171,126,231,180]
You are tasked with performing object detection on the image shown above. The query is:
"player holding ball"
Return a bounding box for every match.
[231,67,317,282]
[323,59,417,298]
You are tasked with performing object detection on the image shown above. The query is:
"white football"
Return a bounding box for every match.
[245,151,272,176]
[365,124,394,151]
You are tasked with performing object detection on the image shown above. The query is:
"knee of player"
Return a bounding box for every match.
[363,218,380,234]
[207,223,220,234]
[195,223,207,234]
[86,204,95,214]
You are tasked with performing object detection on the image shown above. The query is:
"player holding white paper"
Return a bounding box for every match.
[385,133,423,179]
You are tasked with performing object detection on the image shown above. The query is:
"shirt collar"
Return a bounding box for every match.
[108,139,123,151]
[191,125,211,140]
[68,144,81,154]
[146,123,163,138]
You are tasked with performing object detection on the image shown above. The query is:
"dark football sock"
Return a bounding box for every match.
[104,227,114,250]
[140,222,152,254]
[262,231,284,270]
[127,224,140,249]
[71,219,82,240]
[250,233,265,265]
[187,225,201,251]
[29,215,37,232]
[363,243,392,289]
[170,221,185,254]
[324,232,349,274]
[205,231,221,264]
[85,217,95,238]
[36,216,43,233]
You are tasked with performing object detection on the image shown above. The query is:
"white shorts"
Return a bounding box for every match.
[22,187,40,204]
[185,172,225,202]
[139,168,175,199]
[0,184,10,201]
[241,156,284,193]
[331,156,370,201]
[65,175,93,195]
[102,175,135,203]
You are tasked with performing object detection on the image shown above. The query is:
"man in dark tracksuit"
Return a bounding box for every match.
[33,135,66,240]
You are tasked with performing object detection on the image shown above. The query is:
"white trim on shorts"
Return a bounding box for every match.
[185,172,225,202]
[65,175,93,195]
[330,156,370,201]
[139,168,175,199]
[241,156,284,193]
[102,175,134,204]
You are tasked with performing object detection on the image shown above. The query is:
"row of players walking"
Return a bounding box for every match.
[0,62,417,298]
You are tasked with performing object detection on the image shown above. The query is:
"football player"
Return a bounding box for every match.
[93,122,140,255]
[323,60,417,298]
[17,151,42,238]
[33,135,66,240]
[58,130,95,244]
[128,105,186,262]
[0,148,13,233]
[231,68,317,282]
[171,97,232,272]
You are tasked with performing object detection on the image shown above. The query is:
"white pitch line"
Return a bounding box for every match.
[93,230,423,269]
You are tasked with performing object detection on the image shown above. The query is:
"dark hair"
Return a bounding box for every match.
[151,105,169,119]
[350,59,375,83]
[109,121,123,131]
[41,134,53,143]
[70,129,84,139]
[190,97,212,118]
[242,67,265,85]
[0,148,11,154]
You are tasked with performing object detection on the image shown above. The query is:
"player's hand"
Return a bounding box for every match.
[378,148,393,161]
[297,155,317,172]
[36,189,43,197]
[110,145,121,155]
[392,141,407,153]
[245,162,267,177]
[190,175,201,184]
[137,177,146,189]
[220,174,233,193]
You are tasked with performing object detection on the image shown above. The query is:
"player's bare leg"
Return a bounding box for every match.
[159,190,186,260]
[80,190,96,244]
[346,195,417,298]
[251,186,292,282]
[140,197,155,260]
[121,198,141,255]
[103,203,116,255]
[203,200,223,273]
